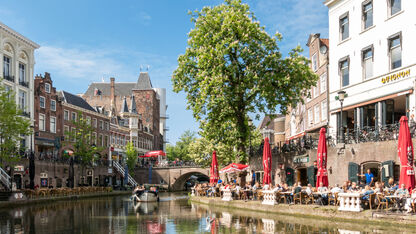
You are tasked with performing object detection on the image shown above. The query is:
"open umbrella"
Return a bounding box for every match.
[316,128,329,187]
[210,151,219,184]
[398,116,415,191]
[219,163,249,174]
[262,137,272,185]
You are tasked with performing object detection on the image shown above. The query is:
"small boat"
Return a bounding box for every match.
[131,190,159,202]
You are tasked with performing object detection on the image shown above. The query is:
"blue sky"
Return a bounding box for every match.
[1,0,328,144]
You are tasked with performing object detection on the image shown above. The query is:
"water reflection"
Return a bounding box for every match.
[0,194,413,233]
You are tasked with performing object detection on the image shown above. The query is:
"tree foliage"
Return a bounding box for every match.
[188,129,263,167]
[0,80,32,166]
[166,130,197,161]
[173,0,317,162]
[64,111,102,165]
[125,141,137,174]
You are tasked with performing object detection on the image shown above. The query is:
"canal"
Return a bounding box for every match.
[0,193,413,233]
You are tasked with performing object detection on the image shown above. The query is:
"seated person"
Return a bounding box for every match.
[374,182,383,194]
[395,184,410,210]
[305,184,313,196]
[273,184,282,192]
[348,182,360,192]
[293,182,302,194]
[263,184,270,190]
[317,182,329,204]
[330,184,343,194]
[361,185,374,201]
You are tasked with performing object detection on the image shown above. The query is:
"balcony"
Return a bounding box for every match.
[19,80,29,88]
[163,126,169,131]
[160,114,169,119]
[3,75,14,83]
[163,138,170,143]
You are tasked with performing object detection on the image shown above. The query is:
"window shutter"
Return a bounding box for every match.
[307,166,316,187]
[348,162,360,183]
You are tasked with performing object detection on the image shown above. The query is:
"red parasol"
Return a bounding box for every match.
[210,151,219,184]
[316,128,329,187]
[139,150,166,158]
[262,137,272,185]
[398,116,415,191]
[219,163,249,174]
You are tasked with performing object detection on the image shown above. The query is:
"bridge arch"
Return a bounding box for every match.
[171,171,209,191]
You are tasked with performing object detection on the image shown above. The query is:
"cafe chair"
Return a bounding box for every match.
[376,193,388,211]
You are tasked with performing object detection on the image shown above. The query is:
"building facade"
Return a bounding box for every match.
[34,72,63,159]
[326,0,415,140]
[0,21,39,151]
[82,72,165,154]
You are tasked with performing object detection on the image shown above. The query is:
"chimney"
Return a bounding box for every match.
[110,77,116,112]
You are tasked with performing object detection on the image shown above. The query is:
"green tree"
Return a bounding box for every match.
[166,130,197,161]
[0,80,32,165]
[188,129,262,167]
[173,0,317,163]
[125,141,137,174]
[64,111,102,166]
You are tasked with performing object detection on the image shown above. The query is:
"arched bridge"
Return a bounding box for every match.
[132,167,210,191]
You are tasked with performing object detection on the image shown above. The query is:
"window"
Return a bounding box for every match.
[19,63,26,83]
[93,118,97,128]
[105,135,109,147]
[64,125,69,138]
[362,46,374,79]
[71,128,76,142]
[71,112,77,122]
[86,116,91,125]
[4,85,11,99]
[314,105,320,123]
[105,122,109,131]
[3,56,10,77]
[93,132,97,145]
[306,90,312,102]
[320,73,327,93]
[51,100,56,111]
[308,108,313,126]
[39,114,45,131]
[321,100,327,121]
[50,116,56,133]
[45,83,51,93]
[389,0,401,16]
[39,96,45,108]
[98,134,103,147]
[313,86,318,98]
[362,1,373,29]
[311,53,318,71]
[99,120,104,130]
[389,34,402,70]
[340,13,349,41]
[64,110,69,121]
[340,58,350,87]
[18,91,26,111]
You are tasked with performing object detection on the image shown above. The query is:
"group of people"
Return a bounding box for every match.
[193,172,416,213]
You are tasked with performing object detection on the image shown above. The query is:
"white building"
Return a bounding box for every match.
[325,0,415,140]
[154,88,168,151]
[0,21,39,150]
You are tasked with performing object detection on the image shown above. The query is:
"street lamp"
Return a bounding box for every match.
[337,91,347,144]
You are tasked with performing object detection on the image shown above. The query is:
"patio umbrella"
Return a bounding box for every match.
[219,163,249,174]
[210,151,219,184]
[262,137,272,185]
[398,116,415,191]
[316,128,329,187]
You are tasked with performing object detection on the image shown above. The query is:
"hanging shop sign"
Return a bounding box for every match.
[293,154,309,164]
[381,69,410,84]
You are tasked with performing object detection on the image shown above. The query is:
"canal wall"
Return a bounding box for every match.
[190,196,416,227]
[0,190,131,209]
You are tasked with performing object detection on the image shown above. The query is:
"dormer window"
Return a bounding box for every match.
[45,83,51,93]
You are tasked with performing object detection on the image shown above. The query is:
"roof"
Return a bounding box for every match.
[134,72,153,90]
[84,82,135,96]
[0,21,40,49]
[130,95,137,114]
[121,96,129,113]
[60,91,96,112]
[320,38,329,48]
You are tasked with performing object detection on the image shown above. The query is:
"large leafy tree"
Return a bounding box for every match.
[173,0,317,162]
[64,111,102,166]
[166,130,197,161]
[0,80,32,166]
[188,129,263,167]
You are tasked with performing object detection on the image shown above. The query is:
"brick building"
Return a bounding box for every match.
[82,72,164,153]
[58,90,111,160]
[33,72,63,159]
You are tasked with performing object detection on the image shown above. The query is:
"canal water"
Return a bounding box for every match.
[0,193,413,233]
